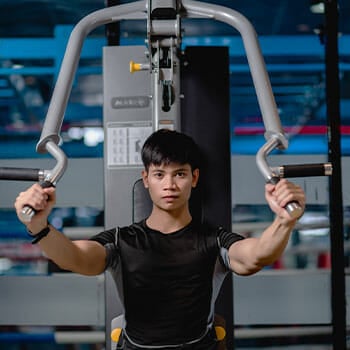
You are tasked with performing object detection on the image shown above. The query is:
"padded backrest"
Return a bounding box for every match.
[132,178,153,223]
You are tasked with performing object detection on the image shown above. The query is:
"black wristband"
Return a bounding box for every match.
[28,224,51,244]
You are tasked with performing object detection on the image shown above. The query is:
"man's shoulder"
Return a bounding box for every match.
[89,227,117,245]
[90,221,146,244]
[193,221,244,244]
[120,220,145,230]
[192,220,222,236]
[118,220,147,237]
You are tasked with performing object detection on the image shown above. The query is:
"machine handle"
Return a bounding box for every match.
[270,162,332,219]
[256,137,304,220]
[257,138,333,219]
[0,167,46,222]
[19,141,68,223]
[24,142,67,223]
[0,167,42,181]
[19,180,55,223]
[268,175,304,219]
[0,143,67,223]
[274,163,333,178]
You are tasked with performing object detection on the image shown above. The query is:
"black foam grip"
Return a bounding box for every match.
[0,167,40,181]
[282,163,329,178]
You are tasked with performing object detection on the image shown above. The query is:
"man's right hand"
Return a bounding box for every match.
[14,183,56,233]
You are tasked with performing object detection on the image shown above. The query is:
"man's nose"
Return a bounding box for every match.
[163,175,176,189]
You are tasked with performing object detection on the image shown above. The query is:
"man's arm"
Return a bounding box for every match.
[228,179,305,275]
[14,184,106,276]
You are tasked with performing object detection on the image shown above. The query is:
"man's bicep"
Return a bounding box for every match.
[228,238,262,276]
[72,240,108,275]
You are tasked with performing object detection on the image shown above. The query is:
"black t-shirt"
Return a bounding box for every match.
[91,220,244,347]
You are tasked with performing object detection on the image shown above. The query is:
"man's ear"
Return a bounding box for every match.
[142,169,149,188]
[192,168,199,188]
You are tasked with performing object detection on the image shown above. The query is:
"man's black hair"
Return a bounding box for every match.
[141,129,201,171]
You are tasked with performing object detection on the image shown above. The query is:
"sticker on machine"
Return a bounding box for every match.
[107,123,152,167]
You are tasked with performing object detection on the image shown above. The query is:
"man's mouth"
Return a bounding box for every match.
[163,195,178,200]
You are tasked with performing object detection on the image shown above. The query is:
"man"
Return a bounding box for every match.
[15,129,305,349]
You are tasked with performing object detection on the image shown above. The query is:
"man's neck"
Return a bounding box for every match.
[146,207,192,234]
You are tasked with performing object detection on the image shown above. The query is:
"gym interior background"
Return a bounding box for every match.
[0,0,350,349]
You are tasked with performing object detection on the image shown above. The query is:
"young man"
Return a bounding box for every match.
[15,129,305,350]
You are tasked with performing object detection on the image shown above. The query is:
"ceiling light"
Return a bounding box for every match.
[84,127,104,147]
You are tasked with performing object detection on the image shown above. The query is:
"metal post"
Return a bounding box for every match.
[324,0,346,348]
[105,0,120,46]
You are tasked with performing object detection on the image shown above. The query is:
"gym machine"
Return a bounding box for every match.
[2,0,323,221]
[0,0,338,349]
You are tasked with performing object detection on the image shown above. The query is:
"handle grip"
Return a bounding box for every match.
[18,181,55,223]
[272,162,332,218]
[277,163,332,178]
[0,167,42,181]
[256,139,334,220]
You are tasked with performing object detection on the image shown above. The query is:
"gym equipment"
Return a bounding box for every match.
[0,0,337,349]
[0,0,331,218]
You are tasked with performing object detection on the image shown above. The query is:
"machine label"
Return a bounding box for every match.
[111,96,150,109]
[107,123,152,167]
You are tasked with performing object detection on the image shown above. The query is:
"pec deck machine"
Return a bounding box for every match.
[0,1,336,349]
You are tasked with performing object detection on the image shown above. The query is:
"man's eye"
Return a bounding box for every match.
[176,172,186,177]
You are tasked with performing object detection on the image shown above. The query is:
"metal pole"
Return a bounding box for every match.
[183,0,288,147]
[324,0,346,348]
[105,0,120,46]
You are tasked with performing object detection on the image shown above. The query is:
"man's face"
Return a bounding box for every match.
[142,162,199,213]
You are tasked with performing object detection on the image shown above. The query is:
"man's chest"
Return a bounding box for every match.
[118,233,217,289]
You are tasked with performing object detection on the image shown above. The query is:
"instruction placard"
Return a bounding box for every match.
[107,124,152,167]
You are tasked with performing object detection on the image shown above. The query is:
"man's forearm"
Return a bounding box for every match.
[255,216,296,266]
[28,224,105,275]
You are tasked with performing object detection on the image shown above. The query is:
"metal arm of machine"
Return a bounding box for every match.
[7,0,310,220]
[13,1,148,222]
[181,1,335,219]
[36,0,289,174]
[19,141,68,222]
[181,1,306,217]
[256,137,304,219]
[182,0,288,148]
[36,0,148,154]
[256,136,332,219]
[0,141,68,222]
